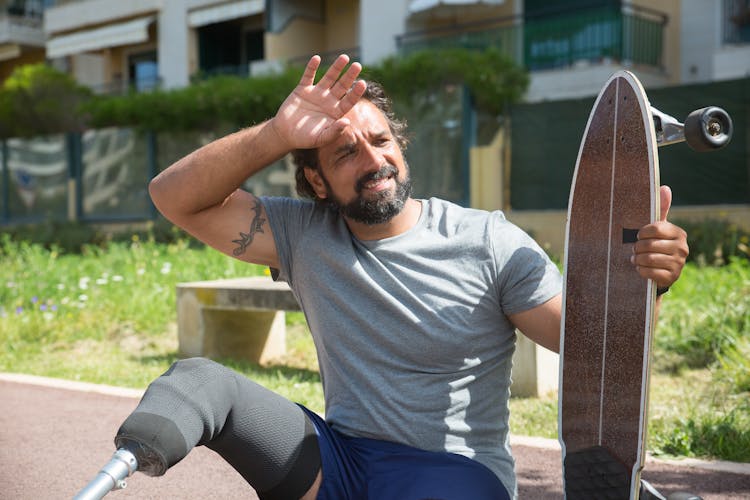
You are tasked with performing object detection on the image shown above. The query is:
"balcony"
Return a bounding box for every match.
[397,4,667,72]
[0,0,45,47]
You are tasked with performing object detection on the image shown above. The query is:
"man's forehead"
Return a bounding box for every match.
[318,100,391,158]
[343,99,390,134]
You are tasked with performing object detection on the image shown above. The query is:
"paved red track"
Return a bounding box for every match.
[1,375,748,499]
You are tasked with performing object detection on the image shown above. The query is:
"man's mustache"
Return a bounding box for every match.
[355,165,398,193]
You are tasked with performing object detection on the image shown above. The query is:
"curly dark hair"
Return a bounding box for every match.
[291,81,409,200]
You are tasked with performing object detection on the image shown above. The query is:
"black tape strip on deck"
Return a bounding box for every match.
[622,228,639,244]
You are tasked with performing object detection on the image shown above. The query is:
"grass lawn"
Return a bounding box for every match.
[1,237,748,462]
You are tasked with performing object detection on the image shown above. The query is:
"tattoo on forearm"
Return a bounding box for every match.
[232,201,266,256]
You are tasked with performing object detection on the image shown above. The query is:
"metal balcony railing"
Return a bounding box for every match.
[0,0,45,45]
[723,0,750,43]
[397,4,667,71]
[90,75,161,96]
[2,0,45,19]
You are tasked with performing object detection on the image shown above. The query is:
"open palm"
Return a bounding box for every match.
[272,54,367,151]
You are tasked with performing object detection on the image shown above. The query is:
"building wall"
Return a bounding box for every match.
[0,47,44,81]
[359,0,409,64]
[265,18,326,62]
[158,1,190,88]
[44,0,159,34]
[324,0,358,53]
[678,0,717,84]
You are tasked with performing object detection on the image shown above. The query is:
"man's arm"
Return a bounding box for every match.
[149,122,287,267]
[509,293,563,353]
[148,54,366,267]
[508,185,689,354]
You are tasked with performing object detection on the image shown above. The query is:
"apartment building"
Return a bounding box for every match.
[0,1,745,98]
[0,0,49,80]
[40,0,359,92]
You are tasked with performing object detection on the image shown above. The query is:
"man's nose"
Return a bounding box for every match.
[360,142,385,172]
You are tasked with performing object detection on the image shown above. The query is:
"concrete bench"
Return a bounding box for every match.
[176,276,558,397]
[177,277,300,366]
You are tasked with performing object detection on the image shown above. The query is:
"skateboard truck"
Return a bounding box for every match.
[652,106,733,151]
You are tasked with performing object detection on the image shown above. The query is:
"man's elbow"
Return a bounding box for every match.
[148,173,176,220]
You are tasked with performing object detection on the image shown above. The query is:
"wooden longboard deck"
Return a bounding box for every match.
[559,71,660,499]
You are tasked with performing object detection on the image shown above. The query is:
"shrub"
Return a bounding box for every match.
[1,218,193,255]
[82,68,303,132]
[78,48,528,133]
[673,218,750,266]
[650,403,750,462]
[364,48,528,116]
[0,64,92,138]
[655,258,750,370]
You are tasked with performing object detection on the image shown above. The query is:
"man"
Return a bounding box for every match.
[116,55,688,499]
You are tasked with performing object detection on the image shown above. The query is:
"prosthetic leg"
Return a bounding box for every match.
[74,358,321,500]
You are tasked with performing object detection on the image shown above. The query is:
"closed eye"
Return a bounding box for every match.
[337,148,356,162]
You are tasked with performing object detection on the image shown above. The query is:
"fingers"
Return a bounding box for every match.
[632,220,689,288]
[333,61,362,97]
[659,185,672,221]
[299,55,322,87]
[318,54,352,89]
[337,79,368,115]
[304,54,363,96]
[637,219,684,241]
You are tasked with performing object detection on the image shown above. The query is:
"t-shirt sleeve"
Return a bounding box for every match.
[258,196,314,285]
[490,212,562,315]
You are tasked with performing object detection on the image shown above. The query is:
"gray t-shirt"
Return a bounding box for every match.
[261,196,561,496]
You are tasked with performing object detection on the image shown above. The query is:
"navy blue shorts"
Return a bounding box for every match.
[301,408,510,500]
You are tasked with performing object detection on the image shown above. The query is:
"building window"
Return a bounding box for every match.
[128,51,158,92]
[198,19,264,78]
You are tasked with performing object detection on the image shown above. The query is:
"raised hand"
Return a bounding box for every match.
[632,185,689,290]
[271,54,367,151]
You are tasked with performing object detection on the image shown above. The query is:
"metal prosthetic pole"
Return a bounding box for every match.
[73,448,138,500]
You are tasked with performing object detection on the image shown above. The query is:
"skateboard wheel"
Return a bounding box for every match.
[684,106,733,151]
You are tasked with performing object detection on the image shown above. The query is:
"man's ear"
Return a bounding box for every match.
[304,166,328,200]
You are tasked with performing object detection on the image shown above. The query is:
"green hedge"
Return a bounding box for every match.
[0,49,528,137]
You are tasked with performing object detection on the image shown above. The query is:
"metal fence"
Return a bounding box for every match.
[509,77,750,209]
[1,127,312,226]
[0,128,157,224]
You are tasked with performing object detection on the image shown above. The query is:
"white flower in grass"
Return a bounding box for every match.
[6,281,16,288]
[137,268,146,276]
[78,294,88,302]
[56,283,66,291]
[112,275,124,282]
[160,262,172,275]
[96,278,108,285]
[78,277,90,290]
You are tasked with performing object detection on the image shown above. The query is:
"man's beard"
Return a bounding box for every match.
[321,164,413,225]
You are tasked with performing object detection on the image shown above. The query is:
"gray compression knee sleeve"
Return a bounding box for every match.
[115,358,320,500]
